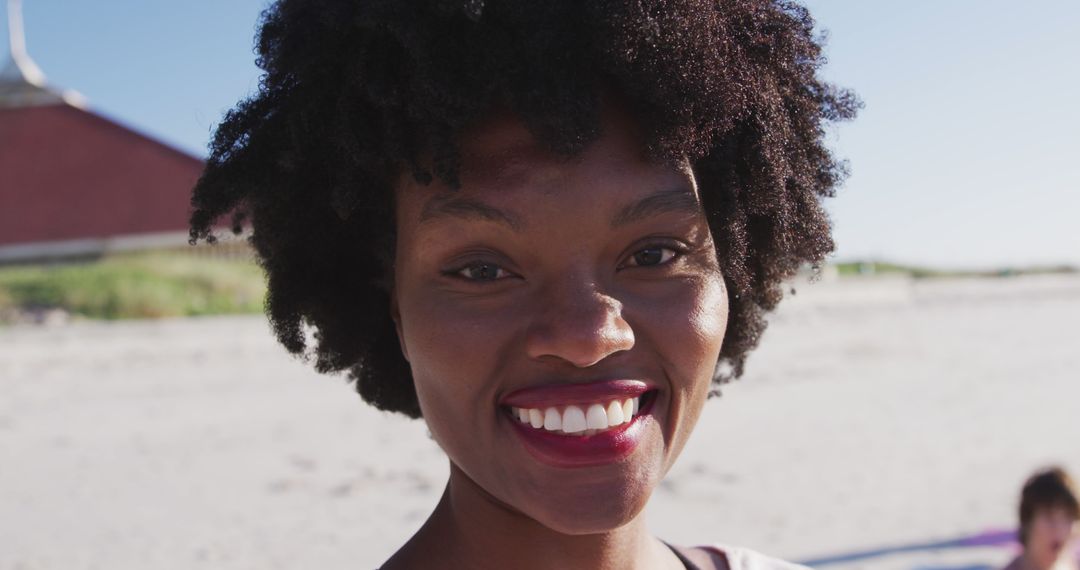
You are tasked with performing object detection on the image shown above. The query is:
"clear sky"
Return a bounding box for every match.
[5,1,1078,269]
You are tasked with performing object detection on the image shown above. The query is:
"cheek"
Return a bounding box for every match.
[632,274,728,468]
[396,289,520,428]
[1029,518,1069,546]
[646,275,728,382]
[629,274,728,428]
[691,277,730,357]
[680,278,728,411]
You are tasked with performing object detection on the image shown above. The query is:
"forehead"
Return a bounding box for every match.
[397,108,696,217]
[461,107,654,188]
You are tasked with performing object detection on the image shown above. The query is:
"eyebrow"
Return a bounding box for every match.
[419,194,525,231]
[418,187,701,231]
[611,188,702,228]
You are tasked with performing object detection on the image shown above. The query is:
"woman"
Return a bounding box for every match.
[189,1,857,568]
[1003,467,1080,570]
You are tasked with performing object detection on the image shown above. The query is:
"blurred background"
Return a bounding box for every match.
[1,1,1077,569]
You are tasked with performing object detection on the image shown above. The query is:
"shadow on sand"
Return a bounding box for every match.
[797,529,1015,569]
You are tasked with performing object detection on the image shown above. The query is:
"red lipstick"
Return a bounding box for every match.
[501,380,656,468]
[502,379,649,408]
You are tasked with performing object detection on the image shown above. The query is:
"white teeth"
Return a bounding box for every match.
[513,395,647,435]
[561,406,587,433]
[543,407,562,431]
[585,404,608,430]
[606,400,625,426]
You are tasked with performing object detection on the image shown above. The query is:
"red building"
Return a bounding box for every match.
[0,0,205,263]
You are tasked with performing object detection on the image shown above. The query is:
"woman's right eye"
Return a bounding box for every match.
[454,262,510,282]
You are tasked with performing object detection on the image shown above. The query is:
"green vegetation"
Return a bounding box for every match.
[0,253,266,322]
[2,253,1076,323]
[833,260,1078,279]
[833,261,949,278]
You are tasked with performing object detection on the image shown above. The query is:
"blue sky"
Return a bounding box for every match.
[5,1,1078,269]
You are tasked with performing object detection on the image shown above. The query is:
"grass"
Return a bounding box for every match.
[0,252,267,322]
[833,260,1078,279]
[833,261,949,278]
[2,252,1075,323]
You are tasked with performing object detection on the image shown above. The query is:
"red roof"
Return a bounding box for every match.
[0,103,203,247]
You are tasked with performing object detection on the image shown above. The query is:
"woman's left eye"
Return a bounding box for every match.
[455,262,511,281]
[625,246,679,268]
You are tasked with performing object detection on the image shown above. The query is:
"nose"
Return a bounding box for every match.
[524,278,635,367]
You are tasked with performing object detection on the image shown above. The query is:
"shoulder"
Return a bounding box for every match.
[694,544,810,570]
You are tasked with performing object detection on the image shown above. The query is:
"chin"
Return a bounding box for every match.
[527,489,648,535]
[515,459,662,535]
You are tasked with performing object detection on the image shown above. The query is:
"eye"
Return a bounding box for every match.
[626,246,679,267]
[455,262,511,282]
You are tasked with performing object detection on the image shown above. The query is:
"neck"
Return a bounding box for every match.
[381,462,683,570]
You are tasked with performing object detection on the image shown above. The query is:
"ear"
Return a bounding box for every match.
[390,288,410,362]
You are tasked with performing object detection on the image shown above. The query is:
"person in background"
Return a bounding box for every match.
[1004,467,1080,570]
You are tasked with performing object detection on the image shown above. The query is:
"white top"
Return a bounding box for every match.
[708,544,811,570]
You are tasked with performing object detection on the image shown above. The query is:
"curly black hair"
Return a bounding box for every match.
[189,0,859,418]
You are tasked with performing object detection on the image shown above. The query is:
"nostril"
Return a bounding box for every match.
[525,309,635,367]
[524,282,635,365]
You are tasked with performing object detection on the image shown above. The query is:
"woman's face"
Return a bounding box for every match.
[392,109,728,534]
[1026,505,1079,569]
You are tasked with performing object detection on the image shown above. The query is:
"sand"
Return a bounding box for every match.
[2,274,1078,569]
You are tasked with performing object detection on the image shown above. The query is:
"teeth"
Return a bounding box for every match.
[543,407,562,431]
[562,406,587,433]
[606,400,625,426]
[511,395,647,435]
[585,404,608,430]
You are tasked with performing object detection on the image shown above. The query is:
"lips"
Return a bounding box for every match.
[500,380,657,468]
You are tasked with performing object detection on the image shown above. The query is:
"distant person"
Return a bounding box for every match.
[1003,467,1080,570]
[189,0,857,568]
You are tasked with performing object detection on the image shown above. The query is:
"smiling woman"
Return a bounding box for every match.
[392,109,728,545]
[188,1,857,568]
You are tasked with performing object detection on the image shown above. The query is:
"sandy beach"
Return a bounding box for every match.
[2,274,1079,569]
